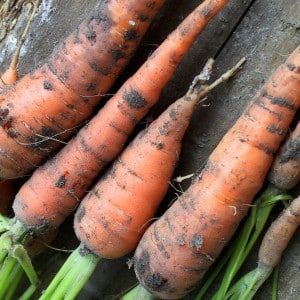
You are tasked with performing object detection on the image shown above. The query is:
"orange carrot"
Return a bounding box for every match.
[133,45,300,299]
[0,0,229,293]
[0,179,19,215]
[39,56,242,300]
[268,121,300,190]
[0,0,165,179]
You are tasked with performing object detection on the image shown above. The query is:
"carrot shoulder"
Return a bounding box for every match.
[133,46,300,299]
[0,0,165,179]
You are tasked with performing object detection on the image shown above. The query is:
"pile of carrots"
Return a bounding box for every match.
[0,0,299,299]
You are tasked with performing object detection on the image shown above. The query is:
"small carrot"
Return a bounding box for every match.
[38,56,243,300]
[133,45,300,299]
[268,121,300,190]
[225,195,300,300]
[0,0,166,179]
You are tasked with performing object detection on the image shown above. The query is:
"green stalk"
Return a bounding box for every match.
[272,263,280,300]
[198,186,290,300]
[122,284,155,300]
[4,263,24,300]
[0,257,18,299]
[195,244,235,300]
[40,243,100,300]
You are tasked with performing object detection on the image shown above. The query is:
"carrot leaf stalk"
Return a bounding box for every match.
[195,187,292,300]
[0,218,39,288]
[121,284,155,300]
[40,243,100,300]
[222,195,300,300]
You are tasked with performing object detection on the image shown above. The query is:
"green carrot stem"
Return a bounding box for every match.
[12,244,39,286]
[211,186,286,300]
[239,265,272,300]
[195,245,235,300]
[272,263,280,300]
[40,243,100,300]
[0,257,18,299]
[19,284,38,300]
[122,284,155,300]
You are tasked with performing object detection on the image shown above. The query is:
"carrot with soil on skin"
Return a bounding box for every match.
[38,57,244,300]
[6,0,228,245]
[133,45,300,299]
[0,0,229,293]
[268,121,300,190]
[225,195,300,300]
[0,0,166,179]
[204,122,300,300]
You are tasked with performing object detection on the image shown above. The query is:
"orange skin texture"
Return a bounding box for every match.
[13,0,228,232]
[0,0,165,179]
[268,122,300,190]
[74,96,195,259]
[258,195,300,267]
[133,46,300,299]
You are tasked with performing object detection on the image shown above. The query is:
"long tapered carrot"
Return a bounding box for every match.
[133,45,300,299]
[0,0,229,292]
[39,56,243,300]
[0,0,166,179]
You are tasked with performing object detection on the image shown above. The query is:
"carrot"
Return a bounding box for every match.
[0,0,229,294]
[133,45,300,299]
[0,0,166,179]
[224,195,300,300]
[207,123,300,300]
[11,0,228,235]
[268,121,300,190]
[38,56,243,300]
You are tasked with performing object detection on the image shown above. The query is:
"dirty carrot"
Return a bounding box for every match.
[39,57,242,300]
[225,195,300,300]
[0,0,165,179]
[0,0,229,293]
[133,45,300,299]
[268,121,300,190]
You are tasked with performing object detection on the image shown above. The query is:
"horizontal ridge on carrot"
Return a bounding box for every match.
[38,56,242,300]
[0,0,166,179]
[133,45,300,299]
